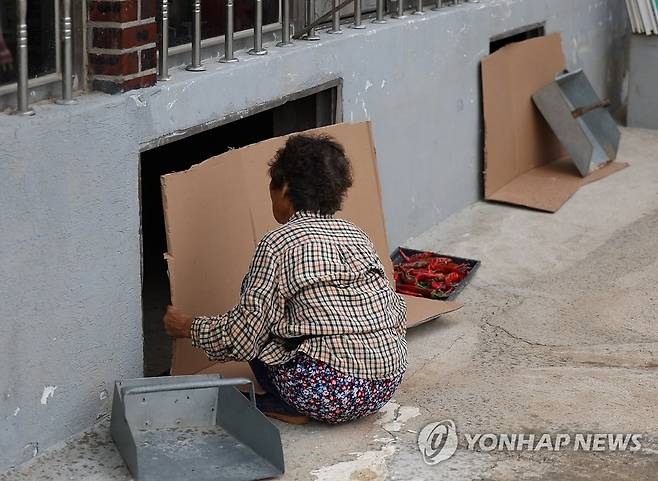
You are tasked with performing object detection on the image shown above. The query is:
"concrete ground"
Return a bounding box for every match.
[2,127,657,480]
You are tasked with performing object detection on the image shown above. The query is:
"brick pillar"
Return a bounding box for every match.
[88,0,158,94]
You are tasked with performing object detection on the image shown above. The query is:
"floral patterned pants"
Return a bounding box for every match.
[250,353,403,424]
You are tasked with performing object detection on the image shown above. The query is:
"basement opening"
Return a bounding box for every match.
[489,24,545,54]
[139,82,341,376]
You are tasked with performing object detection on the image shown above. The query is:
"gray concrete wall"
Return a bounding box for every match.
[0,0,628,471]
[628,35,658,129]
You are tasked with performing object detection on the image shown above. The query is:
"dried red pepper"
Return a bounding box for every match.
[446,272,462,284]
[396,284,433,297]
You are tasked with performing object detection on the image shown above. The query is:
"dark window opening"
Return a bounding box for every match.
[489,24,545,54]
[140,85,340,376]
[165,0,280,48]
[0,0,57,86]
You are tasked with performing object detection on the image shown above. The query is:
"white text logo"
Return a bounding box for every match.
[418,421,643,465]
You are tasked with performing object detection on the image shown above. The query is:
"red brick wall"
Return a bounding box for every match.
[88,0,158,93]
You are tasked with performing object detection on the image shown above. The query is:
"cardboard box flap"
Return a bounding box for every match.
[161,152,259,375]
[482,33,566,199]
[581,160,628,186]
[485,155,628,213]
[162,122,459,376]
[161,154,257,314]
[404,296,462,328]
[486,158,584,213]
[482,33,628,211]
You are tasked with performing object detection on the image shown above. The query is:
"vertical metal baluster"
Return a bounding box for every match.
[372,0,386,23]
[431,0,443,11]
[158,0,171,80]
[14,0,34,115]
[186,0,206,71]
[276,0,293,46]
[414,0,425,14]
[56,0,78,104]
[328,0,342,33]
[248,0,267,54]
[303,0,320,40]
[350,0,365,28]
[392,0,406,18]
[219,0,238,61]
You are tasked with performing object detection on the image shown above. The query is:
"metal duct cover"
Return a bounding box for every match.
[532,69,621,177]
[110,375,284,481]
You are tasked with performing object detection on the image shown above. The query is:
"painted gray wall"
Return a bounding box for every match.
[0,0,628,471]
[628,35,658,129]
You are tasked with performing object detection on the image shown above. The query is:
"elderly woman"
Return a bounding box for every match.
[164,134,407,424]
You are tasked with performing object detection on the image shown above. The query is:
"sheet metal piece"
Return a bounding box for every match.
[110,374,284,481]
[532,69,621,177]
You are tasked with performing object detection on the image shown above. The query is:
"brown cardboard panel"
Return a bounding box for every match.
[161,154,256,314]
[162,122,459,377]
[486,159,584,212]
[482,33,566,198]
[162,153,258,375]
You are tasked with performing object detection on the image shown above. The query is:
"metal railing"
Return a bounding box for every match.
[13,0,33,115]
[55,0,77,106]
[11,0,468,115]
[11,0,77,116]
[157,0,467,77]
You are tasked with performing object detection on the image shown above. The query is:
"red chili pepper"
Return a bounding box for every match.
[431,289,448,299]
[407,268,431,278]
[415,272,441,283]
[428,264,452,274]
[428,258,451,270]
[431,262,466,275]
[410,252,435,261]
[446,272,461,284]
[396,271,417,285]
[406,261,429,269]
[398,249,412,263]
[396,284,432,297]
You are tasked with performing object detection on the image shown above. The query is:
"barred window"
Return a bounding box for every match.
[167,0,280,48]
[0,0,57,87]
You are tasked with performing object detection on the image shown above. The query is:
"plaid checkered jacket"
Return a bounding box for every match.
[191,211,408,380]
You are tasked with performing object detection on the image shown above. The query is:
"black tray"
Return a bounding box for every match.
[391,247,481,301]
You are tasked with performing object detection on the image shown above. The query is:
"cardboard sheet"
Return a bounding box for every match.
[161,122,462,379]
[482,33,628,212]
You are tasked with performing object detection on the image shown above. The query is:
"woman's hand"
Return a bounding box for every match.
[163,305,194,338]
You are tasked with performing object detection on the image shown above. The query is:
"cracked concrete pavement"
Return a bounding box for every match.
[2,127,657,480]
